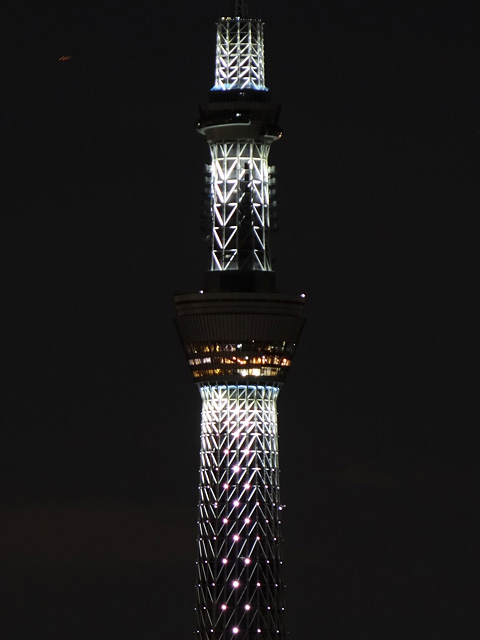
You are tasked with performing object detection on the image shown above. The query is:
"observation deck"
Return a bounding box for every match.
[174,291,304,384]
[198,89,282,141]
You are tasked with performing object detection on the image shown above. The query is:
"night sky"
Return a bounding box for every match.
[2,1,478,638]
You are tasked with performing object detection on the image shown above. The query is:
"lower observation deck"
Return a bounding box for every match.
[174,292,305,384]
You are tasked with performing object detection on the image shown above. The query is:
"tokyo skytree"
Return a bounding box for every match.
[174,3,305,638]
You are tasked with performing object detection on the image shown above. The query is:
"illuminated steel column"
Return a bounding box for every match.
[175,4,304,639]
[199,4,280,275]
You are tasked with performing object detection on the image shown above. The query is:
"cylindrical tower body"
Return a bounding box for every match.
[175,6,305,640]
[175,292,304,640]
[198,383,283,637]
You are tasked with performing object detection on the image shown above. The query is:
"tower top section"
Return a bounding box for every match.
[197,5,281,290]
[213,15,266,92]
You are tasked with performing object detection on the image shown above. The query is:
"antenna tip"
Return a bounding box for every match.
[234,1,249,18]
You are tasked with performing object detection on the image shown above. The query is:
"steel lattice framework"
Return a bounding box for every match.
[214,18,266,91]
[207,141,273,271]
[175,5,305,640]
[197,385,285,640]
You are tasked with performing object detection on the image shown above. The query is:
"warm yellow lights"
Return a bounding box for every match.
[188,341,292,380]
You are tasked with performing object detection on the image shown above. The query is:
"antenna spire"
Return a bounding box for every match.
[234,0,248,17]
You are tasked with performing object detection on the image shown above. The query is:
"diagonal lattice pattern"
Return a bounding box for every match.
[195,384,286,640]
[213,18,266,91]
[207,142,274,272]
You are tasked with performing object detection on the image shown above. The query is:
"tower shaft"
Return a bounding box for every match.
[175,7,304,640]
[197,384,284,638]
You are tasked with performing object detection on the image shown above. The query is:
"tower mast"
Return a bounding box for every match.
[175,4,305,639]
[234,1,249,18]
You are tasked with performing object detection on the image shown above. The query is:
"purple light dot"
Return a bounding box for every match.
[221,604,227,611]
[244,558,251,564]
[222,558,228,564]
[232,580,239,588]
[233,535,239,541]
[233,500,240,507]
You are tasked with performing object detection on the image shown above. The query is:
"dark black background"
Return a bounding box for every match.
[1,1,478,638]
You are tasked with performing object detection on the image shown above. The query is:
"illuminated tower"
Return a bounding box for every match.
[174,2,305,639]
